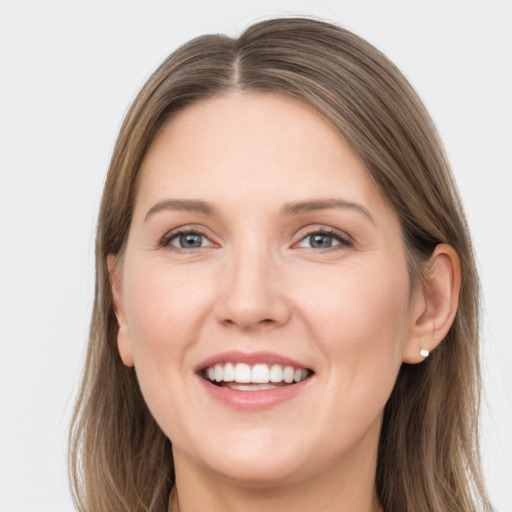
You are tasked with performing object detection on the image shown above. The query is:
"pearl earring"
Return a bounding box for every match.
[420,348,430,358]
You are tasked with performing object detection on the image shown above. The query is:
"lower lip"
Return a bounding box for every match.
[197,375,313,411]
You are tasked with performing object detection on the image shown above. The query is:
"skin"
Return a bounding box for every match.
[109,92,460,512]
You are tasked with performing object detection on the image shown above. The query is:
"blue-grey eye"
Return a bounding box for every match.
[309,233,336,248]
[296,232,345,249]
[170,232,207,249]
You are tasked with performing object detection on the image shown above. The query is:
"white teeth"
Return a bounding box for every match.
[204,362,310,386]
[294,368,308,383]
[302,369,308,380]
[283,366,294,384]
[269,364,283,383]
[228,383,277,391]
[234,363,252,383]
[223,362,235,382]
[252,364,270,383]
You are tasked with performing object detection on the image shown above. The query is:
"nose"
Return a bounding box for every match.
[214,242,292,331]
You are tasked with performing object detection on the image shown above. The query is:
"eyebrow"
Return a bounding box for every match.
[280,198,375,224]
[144,199,214,222]
[144,197,374,224]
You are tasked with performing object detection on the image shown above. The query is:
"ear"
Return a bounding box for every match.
[402,244,461,364]
[107,254,134,367]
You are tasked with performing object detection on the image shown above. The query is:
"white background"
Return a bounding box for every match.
[0,1,511,511]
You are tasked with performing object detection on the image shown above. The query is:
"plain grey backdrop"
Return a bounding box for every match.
[1,1,511,511]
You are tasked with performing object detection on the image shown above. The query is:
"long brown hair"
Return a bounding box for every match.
[69,17,492,511]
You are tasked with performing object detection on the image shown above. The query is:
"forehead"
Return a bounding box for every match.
[135,92,386,215]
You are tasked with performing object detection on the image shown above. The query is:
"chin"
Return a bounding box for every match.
[208,452,307,488]
[173,425,316,487]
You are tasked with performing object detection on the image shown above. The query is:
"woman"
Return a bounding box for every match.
[69,17,493,512]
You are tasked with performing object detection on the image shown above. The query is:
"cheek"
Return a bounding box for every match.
[125,263,212,352]
[299,261,411,383]
[121,263,216,433]
[296,264,411,449]
[121,261,217,422]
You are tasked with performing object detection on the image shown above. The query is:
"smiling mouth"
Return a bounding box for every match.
[201,362,314,391]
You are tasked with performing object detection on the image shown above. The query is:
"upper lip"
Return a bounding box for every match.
[195,350,312,373]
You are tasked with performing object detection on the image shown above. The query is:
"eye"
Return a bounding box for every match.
[295,230,352,250]
[164,231,213,250]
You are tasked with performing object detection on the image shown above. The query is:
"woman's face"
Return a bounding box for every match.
[113,92,422,486]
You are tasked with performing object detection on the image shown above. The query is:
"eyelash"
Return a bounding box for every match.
[160,226,353,252]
